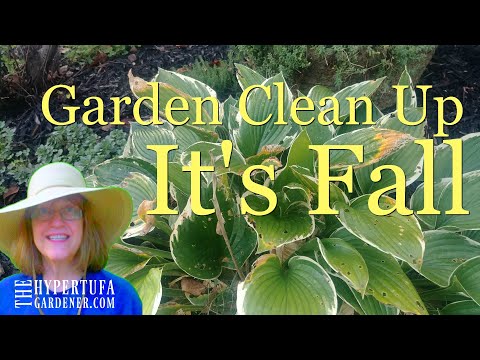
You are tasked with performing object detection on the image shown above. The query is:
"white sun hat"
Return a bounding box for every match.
[0,162,133,256]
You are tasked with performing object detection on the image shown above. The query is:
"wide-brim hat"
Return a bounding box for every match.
[0,162,133,257]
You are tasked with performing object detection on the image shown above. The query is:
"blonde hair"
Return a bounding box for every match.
[11,196,109,276]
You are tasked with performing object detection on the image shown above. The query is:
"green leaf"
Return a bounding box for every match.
[318,237,369,295]
[355,140,424,195]
[332,227,427,314]
[410,179,450,230]
[106,243,152,278]
[323,77,385,119]
[126,122,177,163]
[171,185,257,279]
[181,141,247,175]
[420,230,480,287]
[330,276,365,315]
[237,254,337,315]
[245,185,314,253]
[434,133,480,181]
[397,66,417,108]
[127,267,163,315]
[463,230,480,243]
[440,300,480,315]
[375,108,425,138]
[324,128,413,170]
[296,89,334,146]
[412,170,480,231]
[234,73,296,158]
[353,291,399,315]
[452,256,480,305]
[235,63,266,91]
[334,195,425,270]
[93,157,157,186]
[274,131,314,191]
[118,172,157,238]
[173,124,219,156]
[335,102,383,136]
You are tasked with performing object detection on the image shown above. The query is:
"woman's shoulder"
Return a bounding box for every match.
[86,269,142,315]
[0,273,32,288]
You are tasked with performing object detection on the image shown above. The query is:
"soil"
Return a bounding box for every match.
[1,44,480,280]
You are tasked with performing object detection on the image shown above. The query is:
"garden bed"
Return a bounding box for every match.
[1,44,480,280]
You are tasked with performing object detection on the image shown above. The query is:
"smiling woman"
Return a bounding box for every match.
[0,162,143,315]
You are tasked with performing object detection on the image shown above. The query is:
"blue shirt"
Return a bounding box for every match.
[0,269,142,315]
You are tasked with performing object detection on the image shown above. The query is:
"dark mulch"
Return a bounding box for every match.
[1,44,480,280]
[419,45,480,141]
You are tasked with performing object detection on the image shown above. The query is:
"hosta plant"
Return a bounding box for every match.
[89,64,480,315]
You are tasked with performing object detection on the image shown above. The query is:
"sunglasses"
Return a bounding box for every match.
[29,206,83,221]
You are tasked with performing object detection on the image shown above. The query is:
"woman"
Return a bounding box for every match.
[0,162,142,315]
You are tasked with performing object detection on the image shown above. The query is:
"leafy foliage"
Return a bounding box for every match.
[91,64,480,315]
[0,122,127,199]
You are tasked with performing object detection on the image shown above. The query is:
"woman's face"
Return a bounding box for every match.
[31,196,84,265]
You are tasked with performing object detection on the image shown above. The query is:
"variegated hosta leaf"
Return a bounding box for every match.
[118,172,157,238]
[335,102,384,136]
[274,130,314,191]
[324,128,413,170]
[126,122,176,163]
[127,267,163,315]
[181,141,247,175]
[354,107,426,194]
[318,237,369,295]
[397,66,417,108]
[420,230,480,287]
[464,230,480,243]
[295,88,334,146]
[93,157,157,186]
[334,195,424,270]
[106,243,152,278]
[434,132,480,181]
[353,292,399,315]
[355,140,424,195]
[332,270,398,315]
[218,96,239,139]
[441,300,480,315]
[236,254,337,315]
[332,228,428,315]
[452,256,480,305]
[128,70,217,133]
[375,108,425,138]
[321,77,385,120]
[170,184,257,280]
[289,166,349,206]
[411,170,480,231]
[234,73,296,158]
[235,63,266,91]
[244,185,314,253]
[173,124,219,157]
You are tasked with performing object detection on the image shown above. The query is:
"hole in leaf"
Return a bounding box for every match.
[347,272,351,275]
[382,292,387,297]
[130,222,135,227]
[358,265,363,269]
[283,230,288,234]
[381,260,385,263]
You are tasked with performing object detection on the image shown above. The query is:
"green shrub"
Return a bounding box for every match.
[35,124,127,174]
[179,52,242,102]
[0,121,127,199]
[235,45,310,84]
[234,45,437,109]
